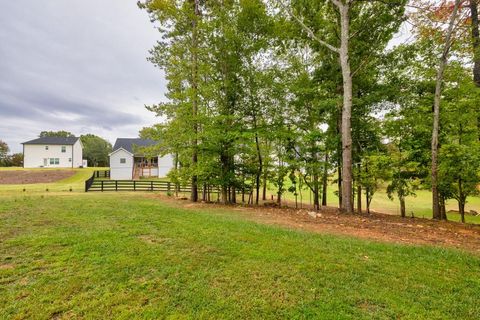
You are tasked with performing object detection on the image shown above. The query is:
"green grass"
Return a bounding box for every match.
[0,167,108,194]
[2,167,479,223]
[274,180,480,224]
[1,193,479,319]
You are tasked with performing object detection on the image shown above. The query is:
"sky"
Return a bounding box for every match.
[0,0,166,153]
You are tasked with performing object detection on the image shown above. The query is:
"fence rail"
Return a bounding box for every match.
[85,170,253,202]
[94,170,110,178]
[84,172,96,192]
[87,179,190,192]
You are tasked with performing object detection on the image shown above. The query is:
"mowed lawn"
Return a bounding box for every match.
[1,193,479,319]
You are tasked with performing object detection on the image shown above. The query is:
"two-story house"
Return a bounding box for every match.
[22,136,84,168]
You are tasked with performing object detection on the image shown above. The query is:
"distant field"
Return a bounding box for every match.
[0,167,108,193]
[270,180,480,224]
[1,193,479,319]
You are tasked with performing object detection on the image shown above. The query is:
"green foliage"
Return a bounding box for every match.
[138,0,480,220]
[80,134,112,167]
[39,130,74,137]
[0,140,9,166]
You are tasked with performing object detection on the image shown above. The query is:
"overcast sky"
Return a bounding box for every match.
[0,0,166,153]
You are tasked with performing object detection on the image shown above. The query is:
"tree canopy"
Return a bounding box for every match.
[140,0,480,222]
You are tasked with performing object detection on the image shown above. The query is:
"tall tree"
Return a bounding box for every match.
[278,0,406,213]
[471,0,480,86]
[418,0,463,220]
[0,140,9,166]
[190,0,200,202]
[80,134,112,167]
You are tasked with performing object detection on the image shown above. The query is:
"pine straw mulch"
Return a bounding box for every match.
[147,194,480,254]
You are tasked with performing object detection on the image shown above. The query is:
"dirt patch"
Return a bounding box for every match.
[147,194,480,254]
[0,170,76,184]
[0,264,15,270]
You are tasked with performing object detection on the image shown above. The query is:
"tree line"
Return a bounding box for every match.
[139,0,480,223]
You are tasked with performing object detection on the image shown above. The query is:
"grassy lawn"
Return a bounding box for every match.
[0,167,108,194]
[274,180,480,224]
[1,193,479,319]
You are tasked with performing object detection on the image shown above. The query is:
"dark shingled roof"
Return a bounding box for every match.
[22,136,79,145]
[113,138,157,154]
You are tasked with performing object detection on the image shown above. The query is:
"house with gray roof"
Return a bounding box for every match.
[109,138,173,180]
[22,136,84,168]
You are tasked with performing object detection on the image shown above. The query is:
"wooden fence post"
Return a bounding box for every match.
[151,181,153,191]
[115,180,118,191]
[101,180,104,192]
[134,181,136,191]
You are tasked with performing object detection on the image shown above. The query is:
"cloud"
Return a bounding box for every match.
[0,0,166,152]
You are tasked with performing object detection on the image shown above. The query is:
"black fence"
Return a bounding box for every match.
[94,170,110,178]
[87,179,190,192]
[85,172,96,192]
[84,170,253,203]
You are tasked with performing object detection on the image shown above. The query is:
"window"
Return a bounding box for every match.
[55,158,59,165]
[45,146,49,150]
[61,146,66,153]
[50,158,54,165]
[120,158,126,164]
[50,158,59,165]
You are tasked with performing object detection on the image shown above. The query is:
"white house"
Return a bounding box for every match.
[22,136,83,168]
[109,138,173,180]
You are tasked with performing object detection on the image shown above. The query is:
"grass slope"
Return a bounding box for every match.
[1,193,479,319]
[0,167,108,194]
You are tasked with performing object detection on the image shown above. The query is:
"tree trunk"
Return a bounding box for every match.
[357,163,362,214]
[262,171,267,201]
[322,152,328,206]
[439,195,447,220]
[174,153,179,197]
[471,0,480,86]
[459,201,466,223]
[366,189,370,214]
[459,176,466,223]
[231,186,236,204]
[357,184,362,214]
[222,186,228,205]
[431,0,461,220]
[253,115,262,205]
[399,196,406,218]
[337,3,354,214]
[470,1,480,140]
[313,173,320,211]
[337,164,342,208]
[190,0,200,203]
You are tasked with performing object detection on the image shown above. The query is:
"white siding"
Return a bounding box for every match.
[158,154,174,177]
[72,140,83,167]
[24,144,78,168]
[110,149,133,180]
